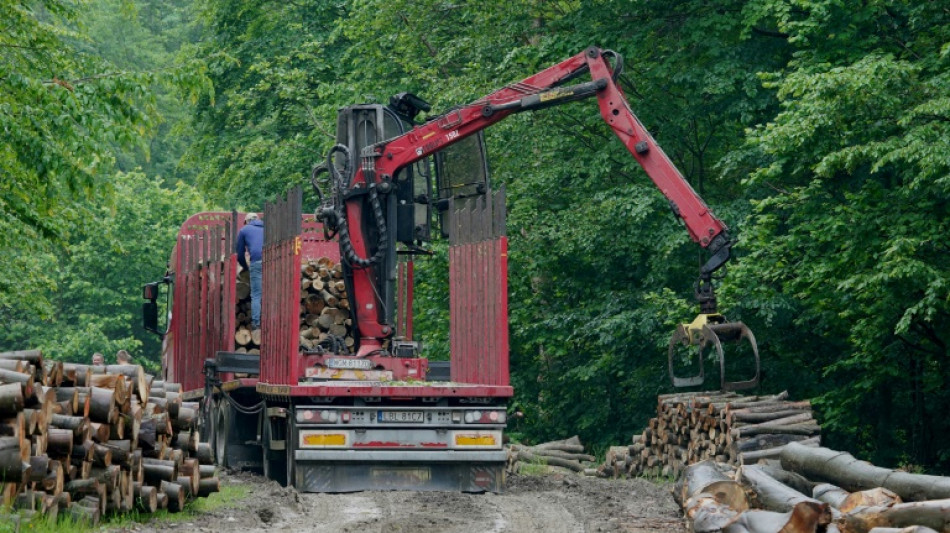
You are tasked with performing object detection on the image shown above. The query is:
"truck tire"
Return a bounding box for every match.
[215,401,230,468]
[262,415,287,486]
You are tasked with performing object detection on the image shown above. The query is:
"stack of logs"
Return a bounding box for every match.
[234,267,260,354]
[298,257,354,354]
[0,349,220,526]
[506,436,597,474]
[678,442,950,532]
[602,391,820,479]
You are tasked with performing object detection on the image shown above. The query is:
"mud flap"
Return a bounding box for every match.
[292,451,506,492]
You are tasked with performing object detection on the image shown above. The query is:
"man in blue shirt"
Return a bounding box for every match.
[236,212,264,330]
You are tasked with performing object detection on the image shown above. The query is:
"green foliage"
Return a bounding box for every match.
[728,0,950,470]
[4,0,949,474]
[0,0,210,335]
[0,171,206,367]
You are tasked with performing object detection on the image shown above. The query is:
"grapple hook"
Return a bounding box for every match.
[668,314,761,391]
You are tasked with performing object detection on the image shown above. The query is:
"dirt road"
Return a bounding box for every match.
[140,471,685,533]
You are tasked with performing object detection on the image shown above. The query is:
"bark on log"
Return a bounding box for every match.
[516,450,584,472]
[197,477,220,497]
[868,526,938,533]
[686,493,742,532]
[682,460,749,512]
[135,483,158,513]
[837,499,950,533]
[751,463,818,497]
[0,350,43,364]
[199,464,216,479]
[143,458,177,485]
[0,435,28,482]
[161,480,185,512]
[195,442,213,465]
[740,436,821,463]
[722,502,825,533]
[739,464,832,524]
[735,421,820,438]
[0,382,24,417]
[67,501,100,525]
[814,483,852,509]
[840,488,902,513]
[738,433,816,453]
[781,443,950,502]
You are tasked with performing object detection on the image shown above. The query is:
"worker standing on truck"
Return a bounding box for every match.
[236,212,264,331]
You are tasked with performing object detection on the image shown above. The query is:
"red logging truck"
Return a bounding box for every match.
[142,46,757,492]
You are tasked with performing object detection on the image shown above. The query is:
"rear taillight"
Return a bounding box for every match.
[461,410,506,424]
[297,409,339,424]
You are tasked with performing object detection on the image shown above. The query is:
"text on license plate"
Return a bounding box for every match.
[326,357,373,370]
[378,411,424,423]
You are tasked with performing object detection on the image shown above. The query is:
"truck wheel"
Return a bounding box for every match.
[215,401,230,468]
[262,416,287,486]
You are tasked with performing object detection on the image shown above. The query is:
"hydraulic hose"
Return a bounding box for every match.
[325,144,389,268]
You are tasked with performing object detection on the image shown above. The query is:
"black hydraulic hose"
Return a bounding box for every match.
[326,144,388,268]
[310,163,327,204]
[603,49,623,82]
[222,388,264,415]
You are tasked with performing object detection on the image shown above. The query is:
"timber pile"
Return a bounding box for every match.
[506,436,597,474]
[603,391,820,479]
[675,442,950,533]
[234,267,259,354]
[0,349,220,527]
[298,257,354,354]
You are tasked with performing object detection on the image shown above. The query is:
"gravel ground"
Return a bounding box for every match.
[133,470,686,533]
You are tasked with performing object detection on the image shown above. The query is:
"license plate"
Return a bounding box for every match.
[327,357,373,370]
[378,411,424,423]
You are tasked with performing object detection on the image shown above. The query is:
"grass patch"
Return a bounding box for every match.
[518,462,552,476]
[0,484,252,533]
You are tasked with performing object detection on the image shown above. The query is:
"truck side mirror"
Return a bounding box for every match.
[142,278,171,336]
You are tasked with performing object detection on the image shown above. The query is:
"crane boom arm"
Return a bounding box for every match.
[343,46,731,356]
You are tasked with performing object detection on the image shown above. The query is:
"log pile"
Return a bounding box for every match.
[674,442,950,533]
[234,267,259,354]
[506,436,597,474]
[603,391,820,479]
[298,257,354,354]
[0,349,220,526]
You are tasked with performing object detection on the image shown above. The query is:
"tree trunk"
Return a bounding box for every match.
[739,464,832,524]
[0,382,24,417]
[814,483,851,508]
[135,483,158,513]
[722,503,825,533]
[0,350,43,364]
[516,450,584,472]
[197,477,220,497]
[838,499,950,533]
[161,480,185,512]
[781,443,950,501]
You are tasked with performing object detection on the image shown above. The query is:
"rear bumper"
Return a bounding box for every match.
[292,450,506,492]
[295,449,506,462]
